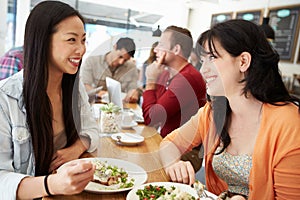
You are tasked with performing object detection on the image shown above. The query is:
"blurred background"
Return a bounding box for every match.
[0,0,299,81]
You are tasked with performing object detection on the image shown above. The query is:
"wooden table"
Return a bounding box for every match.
[44,104,170,200]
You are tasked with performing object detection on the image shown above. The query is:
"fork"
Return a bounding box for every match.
[116,135,122,145]
[193,180,215,200]
[196,188,215,200]
[200,190,215,200]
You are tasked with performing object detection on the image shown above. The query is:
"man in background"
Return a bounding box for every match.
[142,26,206,137]
[142,26,207,171]
[80,37,139,102]
[0,46,23,80]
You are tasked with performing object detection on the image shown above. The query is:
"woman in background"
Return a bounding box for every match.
[160,19,300,199]
[0,1,98,199]
[125,41,159,103]
[142,41,159,88]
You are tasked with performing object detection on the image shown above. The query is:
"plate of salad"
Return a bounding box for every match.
[126,182,199,200]
[83,157,147,194]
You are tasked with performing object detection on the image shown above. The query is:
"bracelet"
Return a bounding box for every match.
[44,174,53,196]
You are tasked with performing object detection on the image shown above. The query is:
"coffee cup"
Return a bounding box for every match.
[122,111,134,126]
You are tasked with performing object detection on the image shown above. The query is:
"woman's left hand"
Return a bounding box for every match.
[165,160,195,185]
[49,148,79,172]
[230,195,246,200]
[49,138,88,172]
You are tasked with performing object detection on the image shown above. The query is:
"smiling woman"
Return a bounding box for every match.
[49,16,86,74]
[160,19,300,200]
[0,1,99,199]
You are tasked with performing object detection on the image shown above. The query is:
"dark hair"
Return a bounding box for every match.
[195,30,209,58]
[259,17,275,40]
[116,37,136,58]
[164,25,193,59]
[23,1,84,176]
[196,19,300,153]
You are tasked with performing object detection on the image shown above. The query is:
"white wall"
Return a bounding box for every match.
[15,0,30,47]
[1,0,300,77]
[0,0,8,55]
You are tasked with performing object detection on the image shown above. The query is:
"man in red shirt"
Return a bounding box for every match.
[142,25,206,138]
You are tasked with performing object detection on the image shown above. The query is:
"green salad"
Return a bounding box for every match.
[136,184,196,200]
[92,160,134,189]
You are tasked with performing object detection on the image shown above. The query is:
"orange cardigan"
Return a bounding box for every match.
[163,103,300,199]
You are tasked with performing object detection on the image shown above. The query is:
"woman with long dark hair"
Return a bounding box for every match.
[0,1,98,199]
[160,19,300,199]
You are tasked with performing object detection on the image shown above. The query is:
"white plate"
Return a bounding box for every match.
[126,182,217,200]
[111,133,144,146]
[121,121,138,129]
[83,158,147,194]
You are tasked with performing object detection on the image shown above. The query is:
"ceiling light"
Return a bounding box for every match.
[152,25,162,37]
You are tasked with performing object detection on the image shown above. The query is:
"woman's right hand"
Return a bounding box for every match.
[165,160,195,185]
[48,159,95,195]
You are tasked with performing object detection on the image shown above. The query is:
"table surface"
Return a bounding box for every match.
[43,103,170,200]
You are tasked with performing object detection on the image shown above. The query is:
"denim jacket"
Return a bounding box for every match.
[0,71,99,199]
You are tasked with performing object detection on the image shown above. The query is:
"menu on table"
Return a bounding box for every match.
[269,6,300,61]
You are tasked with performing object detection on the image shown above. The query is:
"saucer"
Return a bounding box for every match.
[121,121,138,129]
[123,108,144,123]
[111,133,144,146]
[134,115,144,123]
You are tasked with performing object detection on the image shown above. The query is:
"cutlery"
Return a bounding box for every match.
[193,180,215,200]
[116,135,122,145]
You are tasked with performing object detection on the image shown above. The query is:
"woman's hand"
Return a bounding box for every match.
[165,160,195,185]
[230,195,246,200]
[217,192,247,200]
[49,138,89,172]
[48,159,95,195]
[50,147,80,172]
